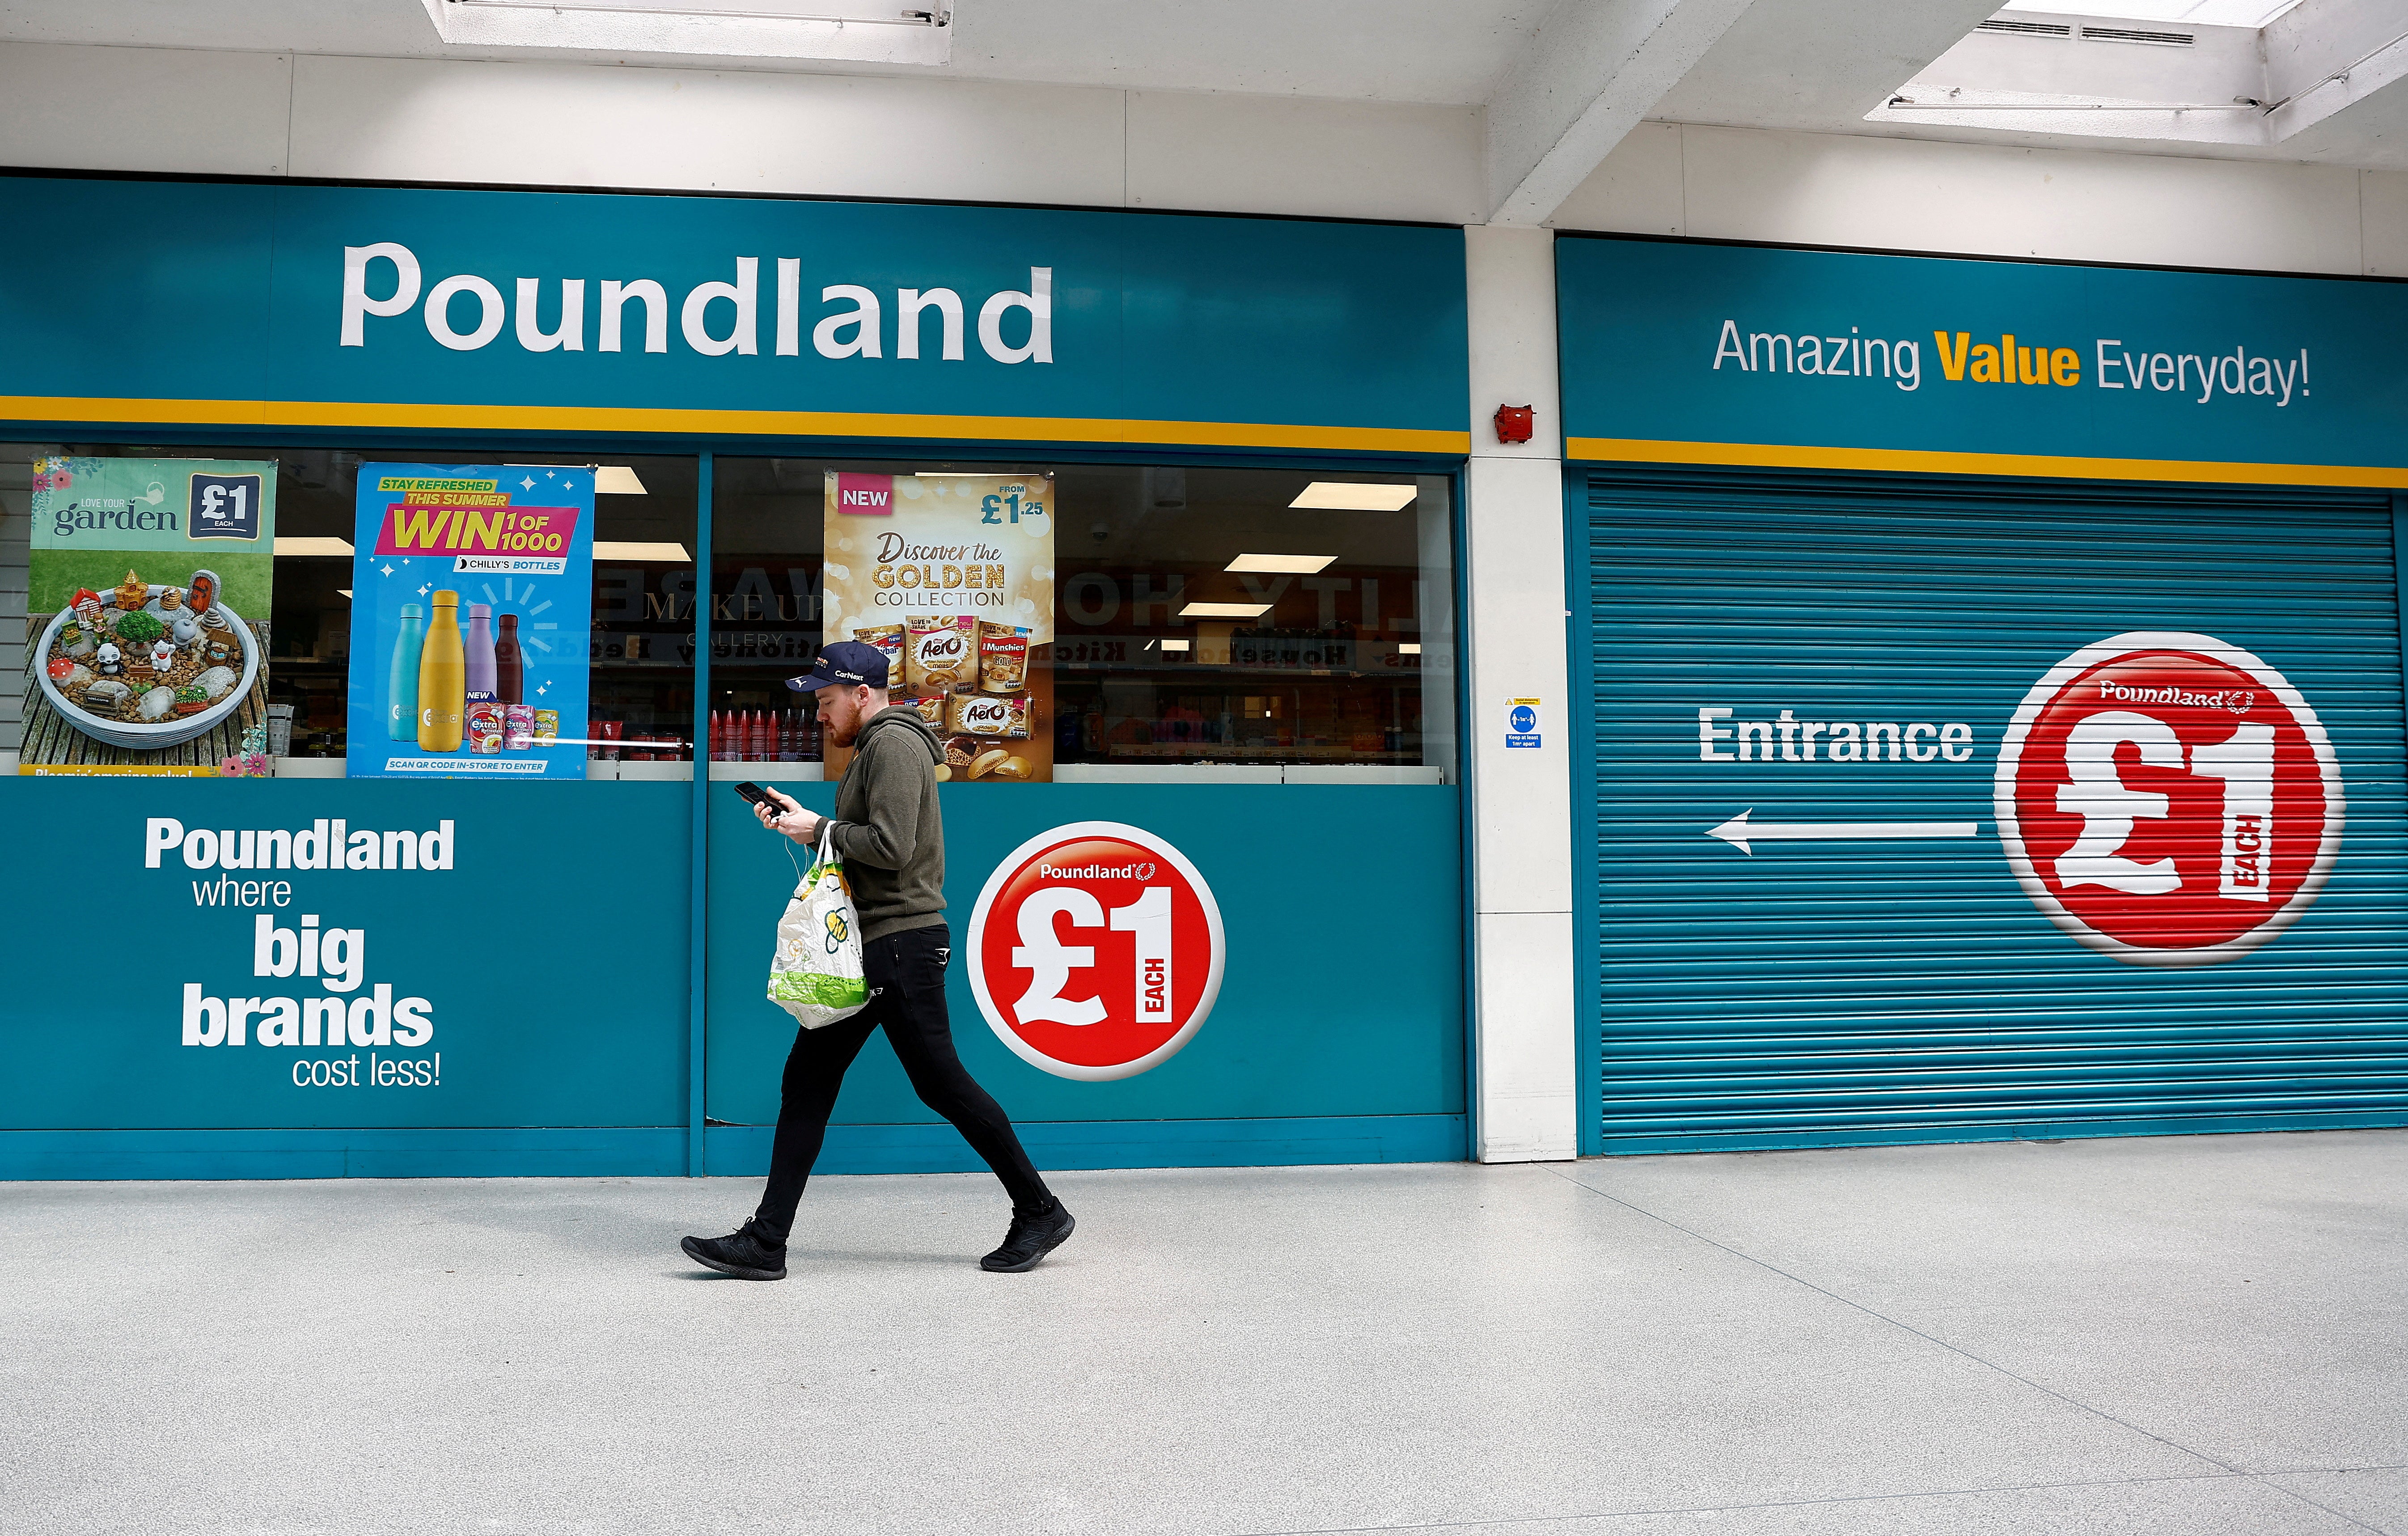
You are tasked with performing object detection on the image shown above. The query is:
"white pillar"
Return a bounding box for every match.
[1461,224,1579,1162]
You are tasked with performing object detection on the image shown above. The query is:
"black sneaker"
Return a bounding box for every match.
[980,1200,1075,1273]
[681,1223,787,1281]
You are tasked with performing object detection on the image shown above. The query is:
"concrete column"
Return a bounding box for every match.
[1461,224,1579,1163]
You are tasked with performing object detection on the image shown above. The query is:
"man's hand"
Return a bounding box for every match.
[756,787,826,845]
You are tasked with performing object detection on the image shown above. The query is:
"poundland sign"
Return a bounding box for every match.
[1560,234,2408,484]
[0,176,1469,452]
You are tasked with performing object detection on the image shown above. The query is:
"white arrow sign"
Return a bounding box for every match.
[1707,809,1981,856]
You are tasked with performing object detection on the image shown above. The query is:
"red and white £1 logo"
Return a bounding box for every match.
[1995,631,2345,966]
[967,822,1227,1080]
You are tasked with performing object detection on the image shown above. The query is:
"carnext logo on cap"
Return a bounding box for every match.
[833,472,894,515]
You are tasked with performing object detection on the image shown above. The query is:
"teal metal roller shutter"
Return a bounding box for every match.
[1579,469,2408,1154]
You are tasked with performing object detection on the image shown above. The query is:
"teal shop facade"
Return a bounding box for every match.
[0,173,1474,1180]
[1558,233,2408,1156]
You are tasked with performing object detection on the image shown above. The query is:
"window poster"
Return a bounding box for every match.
[22,457,276,776]
[822,472,1054,784]
[344,464,593,778]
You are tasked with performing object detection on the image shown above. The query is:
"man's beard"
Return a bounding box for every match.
[824,716,858,748]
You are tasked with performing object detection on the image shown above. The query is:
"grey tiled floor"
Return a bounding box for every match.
[2,1130,2402,1534]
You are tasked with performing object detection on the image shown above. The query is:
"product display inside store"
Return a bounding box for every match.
[6,448,1451,779]
[711,459,1456,780]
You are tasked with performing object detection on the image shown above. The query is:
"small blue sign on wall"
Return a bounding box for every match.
[1506,698,1542,748]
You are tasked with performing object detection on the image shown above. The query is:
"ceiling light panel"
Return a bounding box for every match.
[1289,482,1418,512]
[274,537,354,558]
[1180,602,1273,619]
[595,466,649,496]
[1998,0,2301,23]
[593,541,694,561]
[424,0,951,64]
[1225,553,1337,574]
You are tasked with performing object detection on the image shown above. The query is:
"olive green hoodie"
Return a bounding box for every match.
[827,703,948,942]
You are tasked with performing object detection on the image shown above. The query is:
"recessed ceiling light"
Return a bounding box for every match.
[1226,553,1337,574]
[506,463,646,494]
[274,537,353,558]
[1289,482,1417,512]
[593,541,692,561]
[1997,0,2300,23]
[1180,602,1273,619]
[337,589,354,600]
[1398,643,1421,654]
[1161,639,1192,652]
[428,0,951,64]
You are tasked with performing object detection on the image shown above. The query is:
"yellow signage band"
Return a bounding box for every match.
[1568,436,2408,490]
[0,395,1470,458]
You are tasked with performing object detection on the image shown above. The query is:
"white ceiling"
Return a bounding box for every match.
[0,0,2399,179]
[0,0,1562,103]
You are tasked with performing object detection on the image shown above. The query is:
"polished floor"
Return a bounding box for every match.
[3,1130,2403,1535]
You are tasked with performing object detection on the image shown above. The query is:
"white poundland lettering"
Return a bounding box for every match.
[343,242,1054,365]
[150,817,457,875]
[1705,809,1981,856]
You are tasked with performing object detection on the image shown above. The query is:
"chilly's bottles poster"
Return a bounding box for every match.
[344,465,594,778]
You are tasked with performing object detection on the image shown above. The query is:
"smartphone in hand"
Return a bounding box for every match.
[732,781,779,818]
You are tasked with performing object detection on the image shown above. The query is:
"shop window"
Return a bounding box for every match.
[711,458,1456,783]
[4,442,698,779]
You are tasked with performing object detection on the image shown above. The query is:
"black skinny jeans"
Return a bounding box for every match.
[752,922,1050,1243]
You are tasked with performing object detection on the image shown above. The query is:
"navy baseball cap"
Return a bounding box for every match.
[787,639,889,692]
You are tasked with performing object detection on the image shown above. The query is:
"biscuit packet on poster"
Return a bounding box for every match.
[903,695,947,728]
[905,613,977,694]
[851,623,905,683]
[946,692,1030,739]
[977,621,1030,694]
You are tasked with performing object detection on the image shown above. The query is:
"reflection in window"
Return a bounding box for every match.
[707,458,1456,779]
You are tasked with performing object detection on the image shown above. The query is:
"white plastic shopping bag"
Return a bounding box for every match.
[767,827,870,1028]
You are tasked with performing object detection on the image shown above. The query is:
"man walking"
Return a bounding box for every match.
[681,640,1074,1281]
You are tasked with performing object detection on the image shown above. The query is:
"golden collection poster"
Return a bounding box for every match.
[822,472,1054,782]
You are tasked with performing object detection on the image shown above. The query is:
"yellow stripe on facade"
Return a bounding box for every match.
[0,396,1469,456]
[1567,436,2408,490]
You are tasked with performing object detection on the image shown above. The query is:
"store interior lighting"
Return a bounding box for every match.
[426,0,952,65]
[1399,643,1422,654]
[1289,482,1417,511]
[506,463,647,494]
[593,541,692,561]
[1180,602,1273,619]
[274,537,354,557]
[1161,639,1192,652]
[337,589,353,600]
[1225,553,1337,574]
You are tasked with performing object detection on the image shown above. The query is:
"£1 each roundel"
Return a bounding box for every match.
[967,822,1225,1081]
[1994,632,2345,967]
